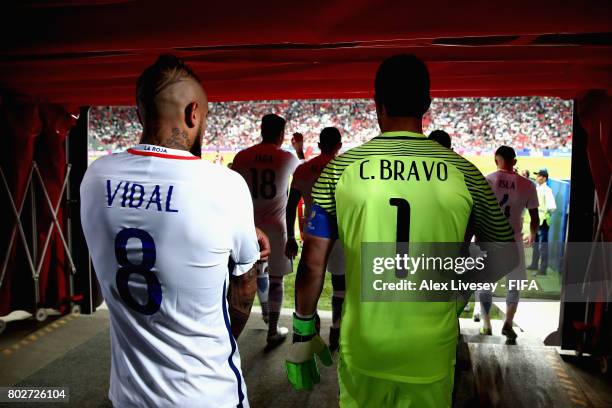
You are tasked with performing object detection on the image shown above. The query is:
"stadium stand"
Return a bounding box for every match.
[89,97,573,156]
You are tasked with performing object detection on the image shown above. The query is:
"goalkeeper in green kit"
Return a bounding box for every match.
[285,54,518,407]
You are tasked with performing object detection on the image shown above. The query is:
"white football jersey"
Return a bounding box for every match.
[486,170,539,239]
[81,144,259,408]
[231,143,299,228]
[291,153,345,276]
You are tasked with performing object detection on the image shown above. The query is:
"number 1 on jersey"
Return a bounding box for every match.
[390,198,411,278]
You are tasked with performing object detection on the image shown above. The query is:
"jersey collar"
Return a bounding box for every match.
[127,144,200,160]
[377,131,428,139]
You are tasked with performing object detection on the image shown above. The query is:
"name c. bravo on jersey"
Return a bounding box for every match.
[358,158,448,181]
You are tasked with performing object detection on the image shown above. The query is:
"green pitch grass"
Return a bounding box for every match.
[204,152,572,180]
[465,155,571,180]
[253,246,334,311]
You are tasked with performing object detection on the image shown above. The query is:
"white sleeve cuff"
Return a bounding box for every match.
[231,257,259,276]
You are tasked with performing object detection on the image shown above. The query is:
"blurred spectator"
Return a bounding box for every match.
[89,97,573,156]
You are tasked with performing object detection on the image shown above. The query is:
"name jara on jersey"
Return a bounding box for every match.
[106,180,179,212]
[359,158,448,181]
[255,154,274,163]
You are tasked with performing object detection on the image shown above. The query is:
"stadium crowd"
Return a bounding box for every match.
[88,106,143,153]
[89,97,573,155]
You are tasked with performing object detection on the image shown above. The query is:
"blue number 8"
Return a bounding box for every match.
[114,228,162,315]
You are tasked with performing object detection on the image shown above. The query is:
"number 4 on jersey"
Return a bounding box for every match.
[499,194,511,218]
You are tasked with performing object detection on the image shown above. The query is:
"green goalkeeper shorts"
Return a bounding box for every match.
[338,357,454,408]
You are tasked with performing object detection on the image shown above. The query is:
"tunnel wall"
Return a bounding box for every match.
[0,95,77,316]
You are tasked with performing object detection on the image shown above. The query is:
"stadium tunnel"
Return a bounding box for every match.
[0,1,611,407]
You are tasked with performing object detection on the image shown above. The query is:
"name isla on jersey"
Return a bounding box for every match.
[497,179,516,190]
[359,159,448,181]
[106,180,179,212]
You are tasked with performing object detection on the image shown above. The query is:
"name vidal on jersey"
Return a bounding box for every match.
[106,180,179,212]
[359,159,448,181]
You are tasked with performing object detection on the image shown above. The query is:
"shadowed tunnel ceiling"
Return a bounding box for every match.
[1,0,611,104]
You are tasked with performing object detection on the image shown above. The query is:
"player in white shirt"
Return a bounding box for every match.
[81,55,269,408]
[477,145,539,340]
[285,127,346,351]
[231,115,301,349]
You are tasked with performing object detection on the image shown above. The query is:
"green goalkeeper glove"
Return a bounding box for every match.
[285,313,333,390]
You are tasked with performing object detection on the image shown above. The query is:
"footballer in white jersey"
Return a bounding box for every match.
[232,137,299,275]
[80,55,266,408]
[478,145,539,341]
[486,170,539,241]
[81,145,259,407]
[231,114,300,348]
[233,143,299,233]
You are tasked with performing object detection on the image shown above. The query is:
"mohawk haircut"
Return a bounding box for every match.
[136,54,200,117]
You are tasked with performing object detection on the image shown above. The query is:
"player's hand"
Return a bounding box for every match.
[291,132,304,149]
[523,233,536,246]
[285,313,333,390]
[285,237,299,259]
[291,133,304,153]
[256,228,271,261]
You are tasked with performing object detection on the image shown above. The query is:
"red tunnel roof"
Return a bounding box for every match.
[1,1,611,104]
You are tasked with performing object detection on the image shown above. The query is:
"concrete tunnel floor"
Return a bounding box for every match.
[0,307,611,407]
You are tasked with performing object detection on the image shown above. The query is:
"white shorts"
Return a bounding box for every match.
[327,240,345,276]
[258,223,292,277]
[507,239,527,281]
[477,240,527,302]
[469,239,526,282]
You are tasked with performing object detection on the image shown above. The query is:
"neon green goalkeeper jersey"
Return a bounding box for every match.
[307,131,514,383]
